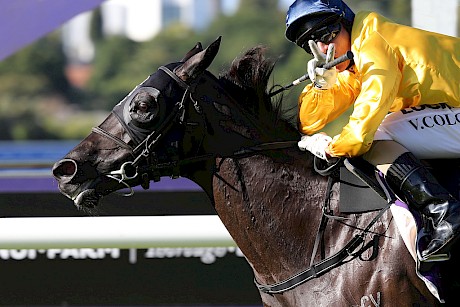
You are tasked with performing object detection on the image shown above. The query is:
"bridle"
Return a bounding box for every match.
[92,64,207,191]
[92,64,299,195]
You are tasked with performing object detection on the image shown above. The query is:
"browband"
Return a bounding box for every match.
[159,66,190,90]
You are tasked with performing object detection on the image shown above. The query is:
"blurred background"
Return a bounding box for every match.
[0,0,458,139]
[0,0,458,306]
[0,0,422,140]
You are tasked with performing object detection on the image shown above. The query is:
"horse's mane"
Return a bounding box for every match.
[218,46,299,140]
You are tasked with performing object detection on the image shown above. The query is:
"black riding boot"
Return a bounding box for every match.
[385,152,460,260]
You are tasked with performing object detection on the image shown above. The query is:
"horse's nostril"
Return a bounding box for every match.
[52,159,77,179]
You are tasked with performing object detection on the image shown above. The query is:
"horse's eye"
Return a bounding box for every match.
[129,91,160,129]
[138,102,149,113]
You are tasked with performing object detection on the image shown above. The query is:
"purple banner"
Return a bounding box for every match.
[0,175,203,193]
[0,0,105,61]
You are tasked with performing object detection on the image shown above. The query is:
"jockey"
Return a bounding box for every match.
[285,0,460,261]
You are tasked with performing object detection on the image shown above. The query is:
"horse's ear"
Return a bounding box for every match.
[180,42,203,62]
[175,36,221,82]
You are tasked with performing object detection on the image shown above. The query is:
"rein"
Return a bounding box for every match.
[92,65,299,190]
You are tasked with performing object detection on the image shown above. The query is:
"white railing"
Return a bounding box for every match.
[0,215,236,249]
[0,142,230,250]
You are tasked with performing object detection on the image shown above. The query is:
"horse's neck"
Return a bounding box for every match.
[211,149,334,283]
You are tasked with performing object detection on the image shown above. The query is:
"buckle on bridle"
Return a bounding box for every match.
[108,161,138,182]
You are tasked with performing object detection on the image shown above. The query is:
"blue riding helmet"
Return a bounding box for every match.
[285,0,355,43]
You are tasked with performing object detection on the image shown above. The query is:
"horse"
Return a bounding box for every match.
[52,37,456,306]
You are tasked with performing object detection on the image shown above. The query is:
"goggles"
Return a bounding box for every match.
[297,22,341,54]
[294,14,343,54]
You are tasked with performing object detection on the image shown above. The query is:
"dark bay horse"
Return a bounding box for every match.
[52,37,448,306]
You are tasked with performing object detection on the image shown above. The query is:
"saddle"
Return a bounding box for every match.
[338,157,460,214]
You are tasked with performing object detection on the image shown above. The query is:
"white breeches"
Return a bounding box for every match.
[374,103,460,159]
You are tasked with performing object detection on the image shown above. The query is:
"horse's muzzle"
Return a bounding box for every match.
[52,158,103,207]
[52,158,131,209]
[52,158,87,203]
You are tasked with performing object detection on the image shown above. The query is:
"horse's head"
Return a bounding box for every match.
[52,37,298,211]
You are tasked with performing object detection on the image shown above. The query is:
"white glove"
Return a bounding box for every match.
[307,40,337,90]
[298,134,333,161]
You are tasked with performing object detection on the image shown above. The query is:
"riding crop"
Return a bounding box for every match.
[269,50,354,97]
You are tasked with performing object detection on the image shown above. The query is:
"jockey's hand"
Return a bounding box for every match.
[298,133,335,162]
[307,40,337,90]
